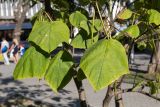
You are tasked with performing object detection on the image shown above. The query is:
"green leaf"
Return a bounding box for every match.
[13,47,50,79]
[148,81,157,95]
[80,19,102,35]
[28,21,70,53]
[71,30,88,49]
[69,11,87,27]
[57,68,74,90]
[132,81,145,91]
[80,20,90,35]
[118,9,133,20]
[123,25,140,38]
[89,19,103,33]
[148,9,160,25]
[80,39,129,91]
[45,50,73,92]
[137,41,147,51]
[71,30,99,49]
[115,25,140,39]
[93,19,103,31]
[87,35,99,48]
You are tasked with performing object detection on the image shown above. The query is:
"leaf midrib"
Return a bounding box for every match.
[96,40,108,89]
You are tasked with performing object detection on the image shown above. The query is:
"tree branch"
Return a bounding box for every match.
[115,87,160,102]
[135,24,160,43]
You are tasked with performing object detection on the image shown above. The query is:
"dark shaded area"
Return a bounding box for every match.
[0,77,22,85]
[129,62,148,73]
[130,67,147,73]
[0,76,80,107]
[0,61,4,65]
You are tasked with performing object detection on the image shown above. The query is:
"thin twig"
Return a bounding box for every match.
[44,11,53,21]
[135,24,160,42]
[114,86,160,102]
[95,1,108,37]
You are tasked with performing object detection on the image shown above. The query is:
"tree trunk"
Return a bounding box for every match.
[128,41,134,65]
[13,0,30,42]
[148,52,157,74]
[115,92,124,107]
[148,36,160,73]
[103,85,114,107]
[73,77,88,107]
[114,79,124,107]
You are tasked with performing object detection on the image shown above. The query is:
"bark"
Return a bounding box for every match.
[73,77,88,107]
[103,78,125,107]
[103,85,114,107]
[127,41,134,64]
[148,36,160,73]
[115,92,124,107]
[114,79,124,107]
[72,66,88,107]
[13,0,30,42]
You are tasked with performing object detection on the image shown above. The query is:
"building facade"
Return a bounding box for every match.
[0,0,43,41]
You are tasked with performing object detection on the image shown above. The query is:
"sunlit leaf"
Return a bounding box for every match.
[71,30,99,49]
[14,47,50,79]
[80,20,90,35]
[69,11,87,27]
[28,21,70,53]
[45,50,73,92]
[80,39,129,91]
[148,9,160,25]
[118,9,133,20]
[123,25,140,38]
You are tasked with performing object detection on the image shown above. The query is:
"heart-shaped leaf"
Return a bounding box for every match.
[123,25,140,38]
[71,30,99,49]
[80,39,129,91]
[148,9,160,25]
[28,21,70,53]
[14,47,50,79]
[69,11,87,27]
[118,9,133,20]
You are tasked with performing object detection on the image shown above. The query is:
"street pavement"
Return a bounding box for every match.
[0,53,160,107]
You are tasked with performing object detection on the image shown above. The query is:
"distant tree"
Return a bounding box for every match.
[13,0,36,42]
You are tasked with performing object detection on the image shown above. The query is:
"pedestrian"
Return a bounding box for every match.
[19,43,25,57]
[9,48,14,61]
[9,38,19,64]
[0,37,10,65]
